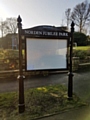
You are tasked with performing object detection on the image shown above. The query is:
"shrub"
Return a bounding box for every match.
[0,49,19,59]
[74,32,87,46]
[73,50,87,59]
[87,41,90,45]
[0,49,19,70]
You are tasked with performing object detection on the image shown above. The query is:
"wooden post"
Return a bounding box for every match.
[17,15,25,113]
[68,21,75,99]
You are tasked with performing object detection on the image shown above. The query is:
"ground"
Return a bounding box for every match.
[0,71,90,120]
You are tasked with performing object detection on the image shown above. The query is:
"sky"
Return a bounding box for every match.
[0,0,90,29]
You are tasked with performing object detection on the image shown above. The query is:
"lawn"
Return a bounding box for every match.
[74,46,90,50]
[0,84,86,120]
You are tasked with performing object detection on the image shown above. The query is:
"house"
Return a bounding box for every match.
[0,33,18,49]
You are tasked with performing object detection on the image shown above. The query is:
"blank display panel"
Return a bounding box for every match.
[26,38,68,71]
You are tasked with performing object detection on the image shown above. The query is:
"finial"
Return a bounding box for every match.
[17,15,22,28]
[71,21,75,33]
[71,21,75,27]
[17,15,22,23]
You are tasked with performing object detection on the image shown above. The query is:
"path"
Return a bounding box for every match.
[0,71,90,97]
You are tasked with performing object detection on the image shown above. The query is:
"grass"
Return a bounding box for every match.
[74,46,90,50]
[0,84,86,120]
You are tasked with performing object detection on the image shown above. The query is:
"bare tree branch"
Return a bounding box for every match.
[5,18,17,34]
[71,0,90,32]
[65,8,71,29]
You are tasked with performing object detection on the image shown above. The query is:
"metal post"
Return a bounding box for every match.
[17,15,25,113]
[68,21,75,99]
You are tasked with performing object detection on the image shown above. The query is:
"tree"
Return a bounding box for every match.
[71,0,90,33]
[0,20,8,48]
[4,18,17,34]
[0,17,17,37]
[65,8,71,30]
[0,17,18,49]
[0,20,7,38]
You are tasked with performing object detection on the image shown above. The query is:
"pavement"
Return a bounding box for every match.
[0,71,90,120]
[39,106,90,120]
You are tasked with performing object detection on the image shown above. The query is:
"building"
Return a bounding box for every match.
[0,33,18,49]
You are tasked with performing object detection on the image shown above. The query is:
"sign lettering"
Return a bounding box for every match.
[24,30,69,37]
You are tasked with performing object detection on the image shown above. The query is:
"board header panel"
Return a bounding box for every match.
[22,25,70,38]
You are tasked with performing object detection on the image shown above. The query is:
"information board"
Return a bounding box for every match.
[26,38,68,71]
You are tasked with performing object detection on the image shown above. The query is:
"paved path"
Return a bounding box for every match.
[0,71,90,97]
[39,106,90,120]
[0,71,90,120]
[0,72,68,93]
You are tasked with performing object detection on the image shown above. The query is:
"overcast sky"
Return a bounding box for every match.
[0,0,90,28]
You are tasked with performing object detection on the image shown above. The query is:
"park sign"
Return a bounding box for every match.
[17,15,75,113]
[22,29,69,37]
[21,26,70,38]
[21,25,70,71]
